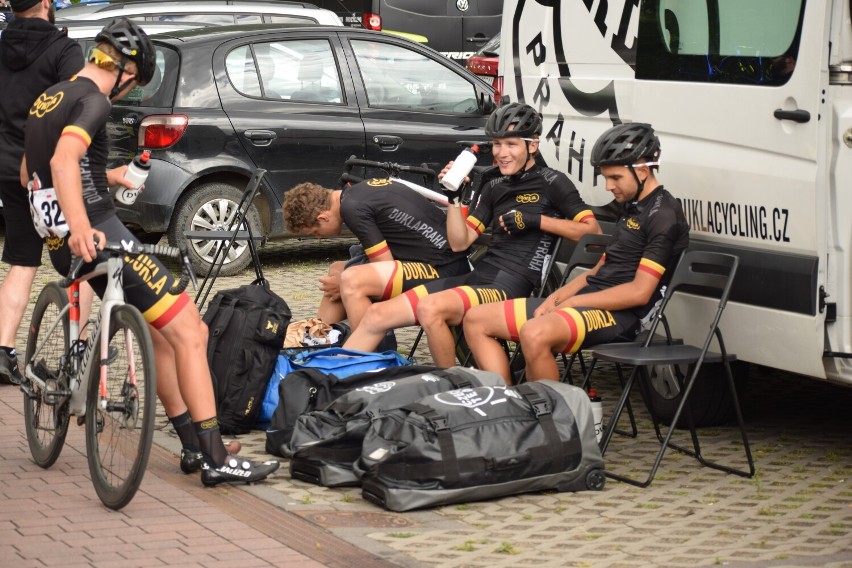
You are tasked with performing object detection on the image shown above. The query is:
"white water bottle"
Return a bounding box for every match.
[589,388,604,443]
[115,150,151,205]
[441,144,479,192]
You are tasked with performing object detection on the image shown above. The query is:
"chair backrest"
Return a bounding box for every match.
[540,232,614,297]
[647,250,739,350]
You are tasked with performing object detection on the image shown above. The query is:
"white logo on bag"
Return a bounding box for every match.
[358,382,395,395]
[434,387,494,408]
[420,373,441,383]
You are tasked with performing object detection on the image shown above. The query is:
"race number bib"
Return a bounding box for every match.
[28,174,69,239]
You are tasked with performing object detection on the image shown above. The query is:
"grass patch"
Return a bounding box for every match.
[387,532,416,538]
[494,541,521,555]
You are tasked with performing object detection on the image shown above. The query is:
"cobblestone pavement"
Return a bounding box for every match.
[2,232,851,568]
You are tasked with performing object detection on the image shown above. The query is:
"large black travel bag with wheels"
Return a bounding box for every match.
[203,282,291,435]
[289,366,506,487]
[360,380,606,512]
[264,364,434,457]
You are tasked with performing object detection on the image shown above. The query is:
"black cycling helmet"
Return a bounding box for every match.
[95,17,156,87]
[590,122,660,170]
[591,122,661,202]
[485,103,543,139]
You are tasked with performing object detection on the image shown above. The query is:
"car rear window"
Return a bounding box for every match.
[115,44,179,108]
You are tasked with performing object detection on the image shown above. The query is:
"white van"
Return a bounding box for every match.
[500,1,851,394]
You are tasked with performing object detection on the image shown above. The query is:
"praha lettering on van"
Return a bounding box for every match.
[678,198,790,243]
[514,0,641,188]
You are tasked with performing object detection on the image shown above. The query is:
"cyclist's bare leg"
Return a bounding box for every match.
[343,294,415,352]
[0,265,37,348]
[148,327,186,416]
[153,302,231,465]
[463,302,514,385]
[317,261,346,323]
[418,290,466,367]
[339,261,397,331]
[519,313,571,381]
[78,281,95,341]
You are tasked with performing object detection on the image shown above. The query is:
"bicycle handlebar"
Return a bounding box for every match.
[343,156,437,179]
[59,241,197,295]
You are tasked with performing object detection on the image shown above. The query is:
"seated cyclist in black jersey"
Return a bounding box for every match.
[343,103,601,366]
[20,18,278,486]
[464,123,690,384]
[283,179,471,333]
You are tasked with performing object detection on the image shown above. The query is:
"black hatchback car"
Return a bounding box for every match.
[104,24,495,275]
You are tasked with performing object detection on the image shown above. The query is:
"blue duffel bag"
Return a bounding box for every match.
[255,347,410,430]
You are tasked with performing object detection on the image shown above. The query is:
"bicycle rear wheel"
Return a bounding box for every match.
[23,282,71,468]
[85,304,156,510]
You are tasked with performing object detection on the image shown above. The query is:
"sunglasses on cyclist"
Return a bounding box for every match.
[87,46,131,75]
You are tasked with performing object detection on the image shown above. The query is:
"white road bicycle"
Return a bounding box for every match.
[21,240,196,510]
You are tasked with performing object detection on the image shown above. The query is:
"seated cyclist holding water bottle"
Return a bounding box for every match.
[21,18,278,486]
[343,103,601,367]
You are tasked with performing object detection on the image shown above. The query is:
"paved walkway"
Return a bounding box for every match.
[2,236,852,567]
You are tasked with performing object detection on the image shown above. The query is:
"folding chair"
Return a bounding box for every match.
[190,168,267,308]
[587,251,755,487]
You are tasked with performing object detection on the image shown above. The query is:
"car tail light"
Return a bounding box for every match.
[363,12,381,30]
[138,114,189,149]
[494,76,503,104]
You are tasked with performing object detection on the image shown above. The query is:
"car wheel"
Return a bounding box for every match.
[644,361,749,428]
[168,182,262,278]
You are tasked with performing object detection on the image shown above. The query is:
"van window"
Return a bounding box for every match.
[351,40,477,113]
[636,0,805,86]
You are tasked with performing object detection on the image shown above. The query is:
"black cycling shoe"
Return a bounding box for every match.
[200,456,280,487]
[0,349,24,386]
[180,441,242,474]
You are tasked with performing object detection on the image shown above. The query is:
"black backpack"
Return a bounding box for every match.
[264,365,436,457]
[203,282,291,434]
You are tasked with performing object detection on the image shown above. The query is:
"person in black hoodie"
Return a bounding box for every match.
[0,0,82,385]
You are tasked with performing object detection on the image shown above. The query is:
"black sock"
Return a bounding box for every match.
[0,346,16,358]
[194,417,228,467]
[169,411,200,451]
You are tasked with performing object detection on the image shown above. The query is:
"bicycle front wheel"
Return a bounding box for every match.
[85,304,156,510]
[23,282,71,468]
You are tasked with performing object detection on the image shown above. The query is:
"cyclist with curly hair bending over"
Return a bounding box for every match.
[21,18,278,486]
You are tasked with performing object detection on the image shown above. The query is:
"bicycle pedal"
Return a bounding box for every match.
[20,381,36,399]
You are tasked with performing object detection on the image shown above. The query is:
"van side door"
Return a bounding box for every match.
[632,0,830,377]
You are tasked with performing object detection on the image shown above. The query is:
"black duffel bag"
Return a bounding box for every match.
[360,380,606,512]
[264,365,436,456]
[289,366,506,487]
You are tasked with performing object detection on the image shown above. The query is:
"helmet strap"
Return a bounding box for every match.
[627,165,645,206]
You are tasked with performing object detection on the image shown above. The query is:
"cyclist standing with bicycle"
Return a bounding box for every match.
[343,103,601,366]
[21,17,278,486]
[284,178,471,333]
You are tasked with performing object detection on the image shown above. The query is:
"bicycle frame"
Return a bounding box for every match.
[25,255,133,417]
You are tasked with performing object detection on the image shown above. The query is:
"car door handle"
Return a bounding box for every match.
[466,36,488,43]
[773,109,810,123]
[243,130,277,145]
[373,135,402,150]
